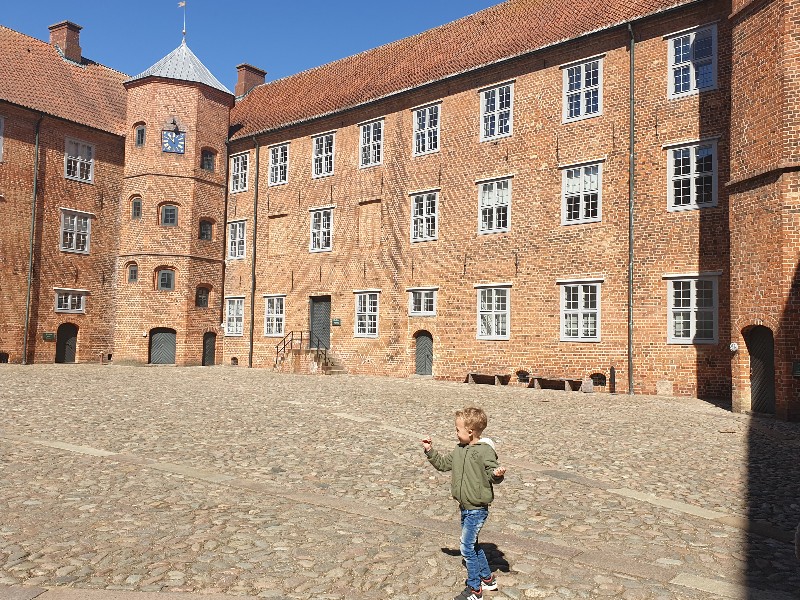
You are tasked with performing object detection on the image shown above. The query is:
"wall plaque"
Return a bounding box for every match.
[332,318,341,326]
[42,332,56,341]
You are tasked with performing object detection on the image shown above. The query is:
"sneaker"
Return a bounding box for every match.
[481,574,498,591]
[454,586,483,600]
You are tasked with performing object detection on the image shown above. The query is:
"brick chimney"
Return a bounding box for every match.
[49,21,82,63]
[235,64,266,97]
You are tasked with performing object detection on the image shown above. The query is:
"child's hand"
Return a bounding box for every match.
[421,438,432,453]
[493,466,506,477]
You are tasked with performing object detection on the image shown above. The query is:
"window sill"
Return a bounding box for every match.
[268,180,288,187]
[312,172,335,180]
[668,202,718,212]
[411,237,438,244]
[309,248,333,253]
[264,333,286,338]
[359,162,383,170]
[228,255,246,261]
[409,313,436,317]
[60,248,90,255]
[354,334,379,339]
[54,310,85,314]
[413,149,440,158]
[480,132,513,143]
[668,85,718,100]
[478,229,510,236]
[560,337,601,343]
[477,336,510,341]
[230,188,249,195]
[562,111,602,125]
[64,176,94,185]
[667,339,718,345]
[561,218,602,226]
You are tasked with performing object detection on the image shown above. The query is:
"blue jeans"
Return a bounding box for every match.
[460,507,492,590]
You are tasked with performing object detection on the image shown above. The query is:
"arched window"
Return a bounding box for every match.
[196,286,210,307]
[131,196,142,220]
[160,204,178,227]
[127,262,138,283]
[201,148,216,172]
[133,122,146,148]
[199,219,213,241]
[156,268,175,291]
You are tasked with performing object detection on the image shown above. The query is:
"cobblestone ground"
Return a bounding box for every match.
[1,365,799,599]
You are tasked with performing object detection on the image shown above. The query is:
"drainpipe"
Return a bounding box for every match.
[627,23,636,395]
[22,114,44,365]
[247,137,260,368]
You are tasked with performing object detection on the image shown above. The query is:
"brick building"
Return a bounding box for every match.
[1,0,798,420]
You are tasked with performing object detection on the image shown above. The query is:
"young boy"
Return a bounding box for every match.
[422,406,506,600]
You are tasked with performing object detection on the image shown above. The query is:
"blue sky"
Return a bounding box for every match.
[4,1,500,91]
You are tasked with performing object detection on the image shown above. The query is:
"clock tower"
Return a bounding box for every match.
[115,40,234,365]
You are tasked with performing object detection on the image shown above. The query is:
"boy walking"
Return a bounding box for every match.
[422,406,506,600]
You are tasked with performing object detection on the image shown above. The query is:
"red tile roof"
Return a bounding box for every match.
[230,0,697,141]
[0,25,128,136]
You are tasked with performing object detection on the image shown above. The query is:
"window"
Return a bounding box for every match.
[481,83,513,140]
[157,269,175,291]
[131,197,142,220]
[668,25,717,98]
[161,204,178,227]
[54,289,86,313]
[264,295,285,336]
[127,263,138,283]
[64,138,94,183]
[562,162,602,224]
[414,104,439,155]
[408,288,437,316]
[668,141,717,210]
[201,149,216,172]
[199,220,213,241]
[269,144,288,185]
[477,286,510,340]
[230,153,248,193]
[411,191,438,242]
[0,116,5,161]
[667,277,718,344]
[226,297,244,336]
[563,58,602,121]
[355,291,379,337]
[135,125,146,148]
[312,133,334,177]
[360,120,383,167]
[310,207,333,252]
[478,178,511,233]
[195,287,209,308]
[60,209,91,253]
[228,220,246,259]
[560,282,601,342]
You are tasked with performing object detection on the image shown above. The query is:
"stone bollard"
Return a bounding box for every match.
[580,378,594,393]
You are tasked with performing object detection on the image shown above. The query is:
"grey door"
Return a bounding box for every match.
[149,328,177,364]
[415,331,433,375]
[202,332,216,366]
[309,296,331,349]
[746,325,776,414]
[55,323,78,363]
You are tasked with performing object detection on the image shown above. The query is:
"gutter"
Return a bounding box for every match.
[22,114,44,364]
[627,23,636,395]
[247,137,260,368]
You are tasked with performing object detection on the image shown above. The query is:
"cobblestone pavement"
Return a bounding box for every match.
[1,365,799,600]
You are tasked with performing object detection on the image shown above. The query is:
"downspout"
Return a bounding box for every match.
[627,23,636,395]
[247,137,260,368]
[22,114,44,365]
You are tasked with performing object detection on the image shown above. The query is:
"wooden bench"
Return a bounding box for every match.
[467,373,510,386]
[529,375,592,392]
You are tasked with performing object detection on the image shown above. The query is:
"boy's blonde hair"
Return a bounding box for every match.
[456,406,488,434]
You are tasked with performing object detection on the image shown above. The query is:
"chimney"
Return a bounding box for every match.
[235,64,266,97]
[49,21,82,63]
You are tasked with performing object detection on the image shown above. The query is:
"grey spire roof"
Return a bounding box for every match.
[127,40,231,94]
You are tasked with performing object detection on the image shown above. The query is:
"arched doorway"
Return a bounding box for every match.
[414,330,433,376]
[744,325,775,414]
[149,328,176,365]
[202,332,216,366]
[55,323,78,363]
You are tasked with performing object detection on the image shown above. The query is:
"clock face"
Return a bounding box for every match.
[162,130,186,154]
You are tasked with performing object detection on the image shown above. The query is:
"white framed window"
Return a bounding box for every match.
[309,207,333,252]
[64,138,94,183]
[225,297,245,336]
[559,281,601,342]
[478,178,511,234]
[157,269,175,291]
[563,57,602,122]
[228,220,246,259]
[230,153,249,193]
[60,209,91,253]
[668,24,717,98]
[54,288,87,314]
[408,287,437,316]
[481,83,513,141]
[264,295,286,336]
[312,133,335,177]
[269,144,288,185]
[562,162,602,224]
[667,140,717,210]
[476,285,510,340]
[354,291,379,338]
[411,191,438,242]
[413,104,440,156]
[666,275,718,344]
[0,116,5,161]
[360,120,383,167]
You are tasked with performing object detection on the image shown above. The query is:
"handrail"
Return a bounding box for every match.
[275,330,332,367]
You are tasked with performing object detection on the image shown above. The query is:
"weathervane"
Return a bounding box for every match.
[178,1,186,41]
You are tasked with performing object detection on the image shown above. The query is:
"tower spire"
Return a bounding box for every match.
[178,1,186,40]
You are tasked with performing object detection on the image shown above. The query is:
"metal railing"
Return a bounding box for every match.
[275,331,332,368]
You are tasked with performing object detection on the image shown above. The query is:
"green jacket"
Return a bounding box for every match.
[426,440,503,509]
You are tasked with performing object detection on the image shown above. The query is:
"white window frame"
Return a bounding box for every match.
[228,220,246,259]
[360,119,383,168]
[312,132,335,178]
[263,294,286,337]
[230,152,249,193]
[0,116,5,161]
[475,283,511,341]
[64,138,94,183]
[354,290,380,338]
[59,208,92,254]
[407,287,438,316]
[562,56,603,122]
[561,161,603,225]
[225,297,245,337]
[410,190,438,243]
[667,24,718,99]
[309,206,334,252]
[54,288,88,314]
[477,177,512,234]
[480,82,513,141]
[665,274,719,344]
[413,103,440,156]
[558,279,602,342]
[666,139,718,211]
[269,143,289,186]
